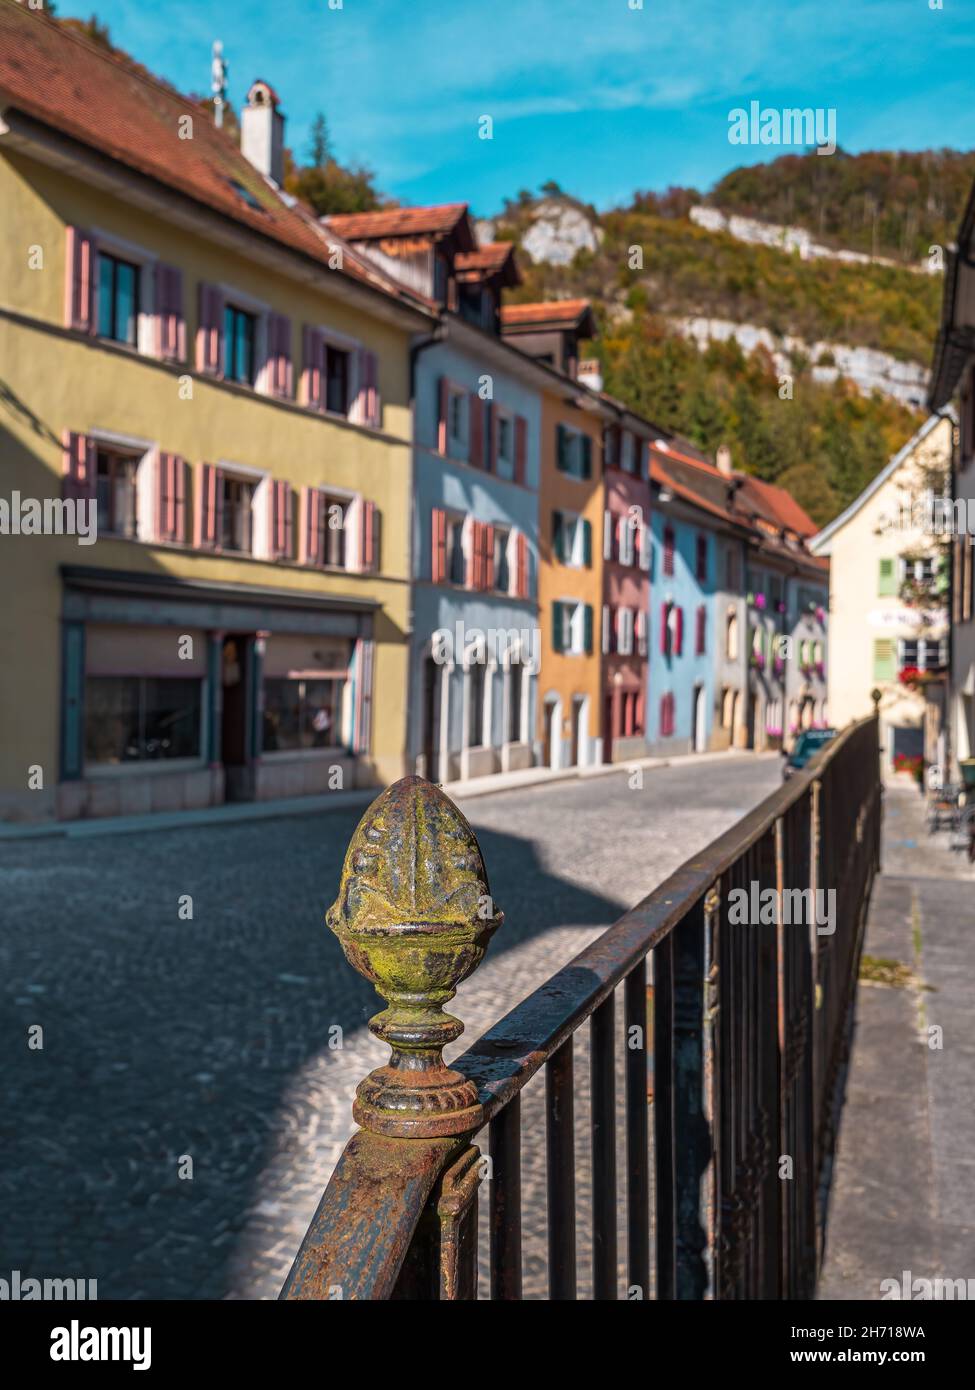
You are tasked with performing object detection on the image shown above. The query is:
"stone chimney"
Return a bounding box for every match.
[716,443,733,477]
[577,358,603,392]
[241,79,284,186]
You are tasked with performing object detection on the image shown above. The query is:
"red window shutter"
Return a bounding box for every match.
[514,415,527,485]
[470,521,484,589]
[469,393,484,469]
[696,604,706,655]
[196,284,224,375]
[62,431,96,503]
[269,480,292,558]
[156,452,186,542]
[195,463,221,548]
[484,523,495,590]
[516,531,528,597]
[431,508,447,583]
[438,378,450,454]
[360,499,379,571]
[65,227,97,333]
[155,264,185,362]
[301,487,322,565]
[675,606,684,655]
[268,314,292,398]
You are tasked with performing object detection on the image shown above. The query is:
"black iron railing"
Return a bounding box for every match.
[281,716,881,1300]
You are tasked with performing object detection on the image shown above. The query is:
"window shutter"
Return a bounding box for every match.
[484,523,495,590]
[267,314,293,399]
[514,415,527,485]
[431,507,447,583]
[603,510,613,561]
[581,434,593,479]
[302,327,326,409]
[878,557,897,596]
[552,602,562,654]
[359,499,379,572]
[438,378,450,454]
[153,263,185,362]
[156,452,186,542]
[583,604,593,656]
[639,521,652,571]
[195,463,221,548]
[675,606,684,655]
[636,611,647,657]
[62,431,96,503]
[469,393,484,469]
[196,283,224,376]
[661,602,670,655]
[556,423,568,473]
[602,604,611,654]
[873,638,895,681]
[583,517,592,567]
[268,480,292,559]
[552,511,564,563]
[488,406,499,473]
[301,487,323,565]
[65,227,97,333]
[696,604,706,655]
[516,532,529,598]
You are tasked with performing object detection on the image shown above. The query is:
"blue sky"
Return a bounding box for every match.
[56,0,975,214]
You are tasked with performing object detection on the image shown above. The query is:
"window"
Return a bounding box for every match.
[553,511,591,568]
[619,515,636,567]
[660,692,675,738]
[468,663,485,747]
[447,517,467,586]
[506,666,522,744]
[726,608,739,660]
[556,424,591,479]
[313,491,350,568]
[552,600,592,655]
[497,413,514,473]
[220,475,255,553]
[494,528,511,593]
[448,390,467,452]
[695,604,707,655]
[326,346,351,415]
[725,546,740,591]
[97,252,139,345]
[617,607,635,656]
[621,431,636,474]
[263,677,346,751]
[603,425,619,471]
[663,526,675,576]
[85,675,202,764]
[696,534,708,583]
[899,638,948,671]
[95,447,139,538]
[224,304,256,385]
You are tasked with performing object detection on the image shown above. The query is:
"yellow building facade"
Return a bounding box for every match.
[0,12,433,821]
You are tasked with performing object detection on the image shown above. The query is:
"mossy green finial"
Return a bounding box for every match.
[327,776,503,1138]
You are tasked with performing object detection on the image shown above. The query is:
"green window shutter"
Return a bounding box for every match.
[552,602,562,653]
[582,434,593,478]
[582,518,592,566]
[552,510,564,562]
[873,638,895,681]
[878,557,897,596]
[556,424,567,472]
[583,604,593,654]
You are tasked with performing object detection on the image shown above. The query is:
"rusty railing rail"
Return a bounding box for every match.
[280,715,881,1300]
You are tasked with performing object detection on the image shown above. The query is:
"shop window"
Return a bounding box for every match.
[263,677,346,751]
[85,675,202,764]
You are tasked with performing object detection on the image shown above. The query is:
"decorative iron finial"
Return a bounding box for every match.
[328,776,502,1138]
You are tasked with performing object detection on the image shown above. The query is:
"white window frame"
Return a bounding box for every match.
[619,514,636,567]
[89,427,156,543]
[91,227,158,357]
[217,282,271,394]
[618,607,635,656]
[313,484,358,571]
[216,458,269,558]
[602,604,611,655]
[444,511,469,587]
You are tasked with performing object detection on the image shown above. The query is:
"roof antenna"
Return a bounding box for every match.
[211,40,228,128]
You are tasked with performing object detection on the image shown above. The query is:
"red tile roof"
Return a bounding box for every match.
[735,476,818,538]
[0,3,432,314]
[455,242,521,287]
[325,204,471,241]
[501,298,594,328]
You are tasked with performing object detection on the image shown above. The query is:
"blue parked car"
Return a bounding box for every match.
[782,728,837,779]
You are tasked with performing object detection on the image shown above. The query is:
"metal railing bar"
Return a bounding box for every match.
[590,992,617,1299]
[624,960,651,1299]
[545,1038,577,1299]
[489,1093,522,1300]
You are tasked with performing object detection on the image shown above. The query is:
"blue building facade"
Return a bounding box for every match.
[646,498,719,757]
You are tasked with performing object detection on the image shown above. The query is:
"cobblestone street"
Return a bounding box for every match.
[0,756,780,1299]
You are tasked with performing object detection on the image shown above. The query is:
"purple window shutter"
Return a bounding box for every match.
[65,228,97,333]
[62,431,96,503]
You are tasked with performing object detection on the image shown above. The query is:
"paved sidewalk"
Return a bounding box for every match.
[818,779,975,1300]
[0,749,777,841]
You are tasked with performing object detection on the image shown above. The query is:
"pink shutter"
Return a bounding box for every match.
[269,480,292,558]
[302,327,326,410]
[516,532,529,598]
[301,487,322,565]
[431,508,447,583]
[360,499,379,571]
[196,283,224,376]
[65,227,97,333]
[437,378,450,454]
[269,314,292,398]
[156,452,186,542]
[469,393,484,469]
[155,264,185,361]
[484,523,495,590]
[467,521,480,589]
[62,431,96,503]
[676,606,684,655]
[195,464,220,548]
[514,415,527,485]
